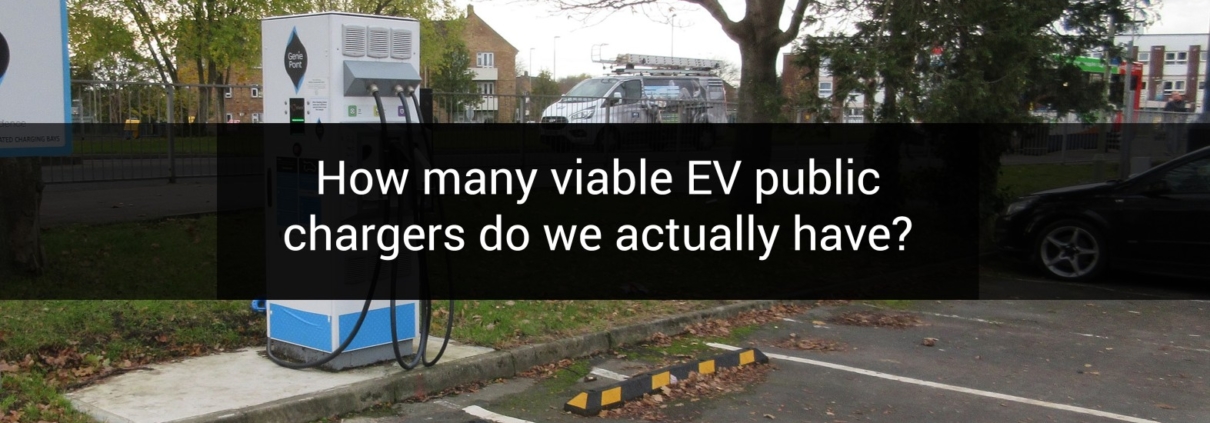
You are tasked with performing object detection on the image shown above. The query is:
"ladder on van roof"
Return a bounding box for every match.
[592,53,722,76]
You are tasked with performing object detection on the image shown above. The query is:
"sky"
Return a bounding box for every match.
[457,0,1210,83]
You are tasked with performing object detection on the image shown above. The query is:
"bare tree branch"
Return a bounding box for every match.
[685,0,738,37]
[776,0,811,45]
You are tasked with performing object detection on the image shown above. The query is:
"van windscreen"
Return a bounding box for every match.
[562,79,616,102]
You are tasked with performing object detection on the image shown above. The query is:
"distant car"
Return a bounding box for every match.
[995,146,1210,281]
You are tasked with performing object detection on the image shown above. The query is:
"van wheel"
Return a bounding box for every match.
[597,128,620,153]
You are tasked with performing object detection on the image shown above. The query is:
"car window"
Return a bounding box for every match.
[618,80,642,104]
[1162,157,1210,194]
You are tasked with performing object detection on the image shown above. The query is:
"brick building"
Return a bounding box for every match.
[434,5,520,123]
[175,63,264,124]
[1115,33,1206,113]
[780,53,870,123]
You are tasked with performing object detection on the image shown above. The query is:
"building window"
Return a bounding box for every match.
[1200,81,1206,90]
[478,81,495,95]
[1137,52,1150,63]
[1164,51,1187,65]
[225,113,234,123]
[252,113,261,123]
[1161,80,1186,94]
[1201,51,1207,62]
[476,52,495,68]
[818,58,831,77]
[819,81,833,97]
[224,87,233,99]
[251,86,262,98]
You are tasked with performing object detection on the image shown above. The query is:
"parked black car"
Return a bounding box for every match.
[996,146,1210,281]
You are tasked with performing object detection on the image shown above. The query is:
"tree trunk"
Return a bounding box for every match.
[737,43,782,124]
[0,158,46,276]
[729,43,780,214]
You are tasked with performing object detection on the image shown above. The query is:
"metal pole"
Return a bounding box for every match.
[670,14,676,57]
[166,85,177,184]
[1120,40,1135,181]
[1201,16,1210,121]
[521,94,528,169]
[1103,15,1116,120]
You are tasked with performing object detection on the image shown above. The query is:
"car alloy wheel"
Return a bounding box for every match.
[1036,220,1104,280]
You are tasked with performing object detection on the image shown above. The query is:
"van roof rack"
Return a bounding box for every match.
[592,53,722,76]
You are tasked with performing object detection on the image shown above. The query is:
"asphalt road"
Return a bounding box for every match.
[345,300,1210,423]
[980,254,1210,300]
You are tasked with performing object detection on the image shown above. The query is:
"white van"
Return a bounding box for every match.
[539,75,728,151]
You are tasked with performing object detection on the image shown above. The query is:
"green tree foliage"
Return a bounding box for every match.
[795,0,1133,220]
[528,70,561,119]
[429,39,481,115]
[556,73,594,94]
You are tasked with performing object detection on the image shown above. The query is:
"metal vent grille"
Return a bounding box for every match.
[342,25,366,57]
[368,27,390,58]
[391,29,412,60]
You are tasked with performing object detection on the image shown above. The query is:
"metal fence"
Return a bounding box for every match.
[1002,110,1203,188]
[42,80,1202,185]
[429,92,739,124]
[42,80,262,184]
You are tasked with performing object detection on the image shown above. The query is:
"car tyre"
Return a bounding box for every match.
[1032,219,1107,281]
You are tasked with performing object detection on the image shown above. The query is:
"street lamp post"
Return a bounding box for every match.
[670,14,677,57]
[553,36,560,82]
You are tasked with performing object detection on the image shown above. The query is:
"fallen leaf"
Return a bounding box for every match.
[922,338,938,347]
[764,413,776,419]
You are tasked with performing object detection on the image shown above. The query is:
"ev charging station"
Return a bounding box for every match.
[0,0,72,157]
[261,12,438,371]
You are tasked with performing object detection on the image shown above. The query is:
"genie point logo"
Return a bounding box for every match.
[284,28,307,94]
[0,31,10,87]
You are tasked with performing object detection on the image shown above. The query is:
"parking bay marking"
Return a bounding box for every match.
[590,367,631,381]
[463,405,534,423]
[707,342,1161,423]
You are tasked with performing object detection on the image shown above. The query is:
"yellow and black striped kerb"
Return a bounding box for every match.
[564,348,769,416]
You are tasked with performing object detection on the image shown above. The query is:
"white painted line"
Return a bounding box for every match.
[706,343,1161,423]
[463,405,534,423]
[433,399,461,410]
[782,318,800,323]
[1075,333,1112,340]
[590,367,631,381]
[918,311,1000,325]
[1171,345,1210,355]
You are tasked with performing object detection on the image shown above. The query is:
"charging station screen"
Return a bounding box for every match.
[290,98,306,134]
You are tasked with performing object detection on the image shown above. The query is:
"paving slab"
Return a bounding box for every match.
[65,339,494,423]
